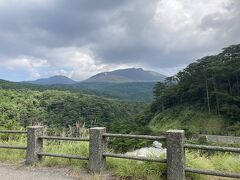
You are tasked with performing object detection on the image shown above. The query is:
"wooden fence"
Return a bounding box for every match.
[0,126,240,180]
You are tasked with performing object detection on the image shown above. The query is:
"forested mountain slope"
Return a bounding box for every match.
[73,82,156,102]
[0,88,146,134]
[22,67,165,102]
[0,79,155,102]
[137,44,240,136]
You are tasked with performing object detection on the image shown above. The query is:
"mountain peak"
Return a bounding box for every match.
[51,75,68,78]
[25,75,76,85]
[85,68,166,83]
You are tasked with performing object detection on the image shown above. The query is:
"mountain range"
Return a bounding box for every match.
[7,68,166,102]
[25,68,166,85]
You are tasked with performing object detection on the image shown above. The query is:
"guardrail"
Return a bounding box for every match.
[0,126,239,180]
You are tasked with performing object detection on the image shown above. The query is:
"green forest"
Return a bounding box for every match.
[0,87,146,135]
[138,44,240,136]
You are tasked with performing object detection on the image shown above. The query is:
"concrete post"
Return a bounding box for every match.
[25,126,43,165]
[89,127,106,174]
[167,130,185,180]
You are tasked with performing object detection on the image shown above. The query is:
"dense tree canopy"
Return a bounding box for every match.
[0,88,146,135]
[152,44,240,121]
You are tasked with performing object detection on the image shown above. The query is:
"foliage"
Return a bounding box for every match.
[142,44,240,136]
[148,105,227,136]
[0,88,146,134]
[0,80,155,102]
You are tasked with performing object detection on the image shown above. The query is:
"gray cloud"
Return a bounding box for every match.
[0,0,240,80]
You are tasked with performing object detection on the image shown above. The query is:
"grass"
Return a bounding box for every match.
[149,106,226,136]
[0,138,26,163]
[0,138,239,180]
[41,141,89,168]
[186,151,240,180]
[107,158,166,180]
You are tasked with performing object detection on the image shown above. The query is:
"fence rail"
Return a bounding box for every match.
[39,136,89,141]
[185,144,240,153]
[103,133,166,140]
[0,130,27,134]
[0,127,239,180]
[37,152,89,160]
[103,152,167,163]
[185,168,240,179]
[0,145,27,150]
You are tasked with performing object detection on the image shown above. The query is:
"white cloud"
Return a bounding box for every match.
[0,57,49,79]
[40,47,133,80]
[2,58,48,69]
[153,0,233,52]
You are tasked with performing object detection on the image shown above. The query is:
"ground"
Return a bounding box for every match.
[0,163,114,180]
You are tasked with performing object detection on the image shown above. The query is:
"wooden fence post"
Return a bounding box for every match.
[25,126,43,165]
[89,127,106,174]
[167,130,185,180]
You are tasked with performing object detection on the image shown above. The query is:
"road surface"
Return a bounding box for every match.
[0,163,113,180]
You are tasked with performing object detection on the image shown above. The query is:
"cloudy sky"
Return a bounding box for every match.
[0,0,239,81]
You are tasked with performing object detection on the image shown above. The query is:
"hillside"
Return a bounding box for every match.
[136,44,240,136]
[85,68,166,83]
[0,87,146,133]
[148,106,227,135]
[74,82,156,102]
[0,79,155,102]
[25,75,76,85]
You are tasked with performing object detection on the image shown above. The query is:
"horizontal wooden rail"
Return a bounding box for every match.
[103,133,166,140]
[39,136,89,141]
[185,144,240,153]
[0,130,27,134]
[38,152,89,160]
[103,152,167,163]
[0,145,27,150]
[185,168,240,179]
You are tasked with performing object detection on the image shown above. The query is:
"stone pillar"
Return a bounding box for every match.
[89,127,106,174]
[25,126,43,165]
[167,130,185,180]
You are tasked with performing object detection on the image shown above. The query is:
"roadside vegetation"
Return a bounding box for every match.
[0,137,239,180]
[0,88,146,135]
[136,44,240,137]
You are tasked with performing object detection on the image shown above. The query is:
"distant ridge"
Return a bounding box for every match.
[2,67,166,102]
[25,75,76,85]
[85,68,166,83]
[25,68,166,85]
